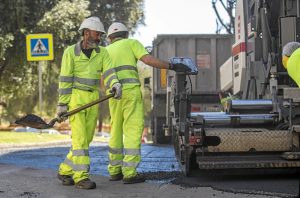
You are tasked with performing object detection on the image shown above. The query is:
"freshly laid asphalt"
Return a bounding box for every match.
[0,142,298,198]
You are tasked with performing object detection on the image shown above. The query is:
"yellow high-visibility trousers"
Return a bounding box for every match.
[58,89,98,183]
[108,86,144,178]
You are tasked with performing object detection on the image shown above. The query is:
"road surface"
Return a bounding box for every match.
[0,142,299,197]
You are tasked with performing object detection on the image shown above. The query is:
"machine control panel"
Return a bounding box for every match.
[170,57,198,75]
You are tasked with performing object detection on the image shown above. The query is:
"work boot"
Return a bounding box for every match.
[109,173,123,181]
[123,174,145,184]
[57,174,74,186]
[75,178,96,189]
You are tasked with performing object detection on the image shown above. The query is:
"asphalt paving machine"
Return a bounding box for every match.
[167,0,300,175]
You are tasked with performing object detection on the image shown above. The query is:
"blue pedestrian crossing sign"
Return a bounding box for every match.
[26,34,54,61]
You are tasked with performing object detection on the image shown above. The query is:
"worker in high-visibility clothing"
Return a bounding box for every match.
[105,22,188,184]
[282,42,300,87]
[56,16,122,190]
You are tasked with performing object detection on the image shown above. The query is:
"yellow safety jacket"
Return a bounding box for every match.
[105,38,148,90]
[287,48,300,87]
[58,42,119,105]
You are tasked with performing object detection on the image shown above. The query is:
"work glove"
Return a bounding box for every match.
[168,62,192,73]
[56,104,68,123]
[111,82,122,99]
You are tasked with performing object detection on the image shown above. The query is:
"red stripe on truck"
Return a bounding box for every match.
[232,42,246,56]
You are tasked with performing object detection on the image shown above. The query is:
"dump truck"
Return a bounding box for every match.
[150,34,233,144]
[152,0,300,176]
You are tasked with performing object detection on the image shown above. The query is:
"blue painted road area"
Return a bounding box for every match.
[0,143,181,177]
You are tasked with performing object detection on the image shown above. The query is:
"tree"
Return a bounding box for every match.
[0,0,145,124]
[212,0,236,34]
[89,0,145,33]
[0,33,14,61]
[0,0,59,78]
[0,0,60,123]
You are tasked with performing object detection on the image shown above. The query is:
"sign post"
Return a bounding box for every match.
[38,61,43,115]
[26,34,54,115]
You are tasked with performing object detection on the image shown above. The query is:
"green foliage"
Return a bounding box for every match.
[89,0,145,33]
[0,0,146,125]
[0,33,14,60]
[0,0,60,124]
[0,62,38,122]
[37,0,91,49]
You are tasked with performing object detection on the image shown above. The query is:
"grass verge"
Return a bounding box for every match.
[0,132,70,144]
[0,131,108,145]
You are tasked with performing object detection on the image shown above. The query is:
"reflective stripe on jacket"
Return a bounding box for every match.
[105,39,148,90]
[58,42,119,105]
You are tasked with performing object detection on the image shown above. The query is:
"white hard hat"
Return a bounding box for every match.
[79,16,106,34]
[107,22,128,37]
[282,42,300,57]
